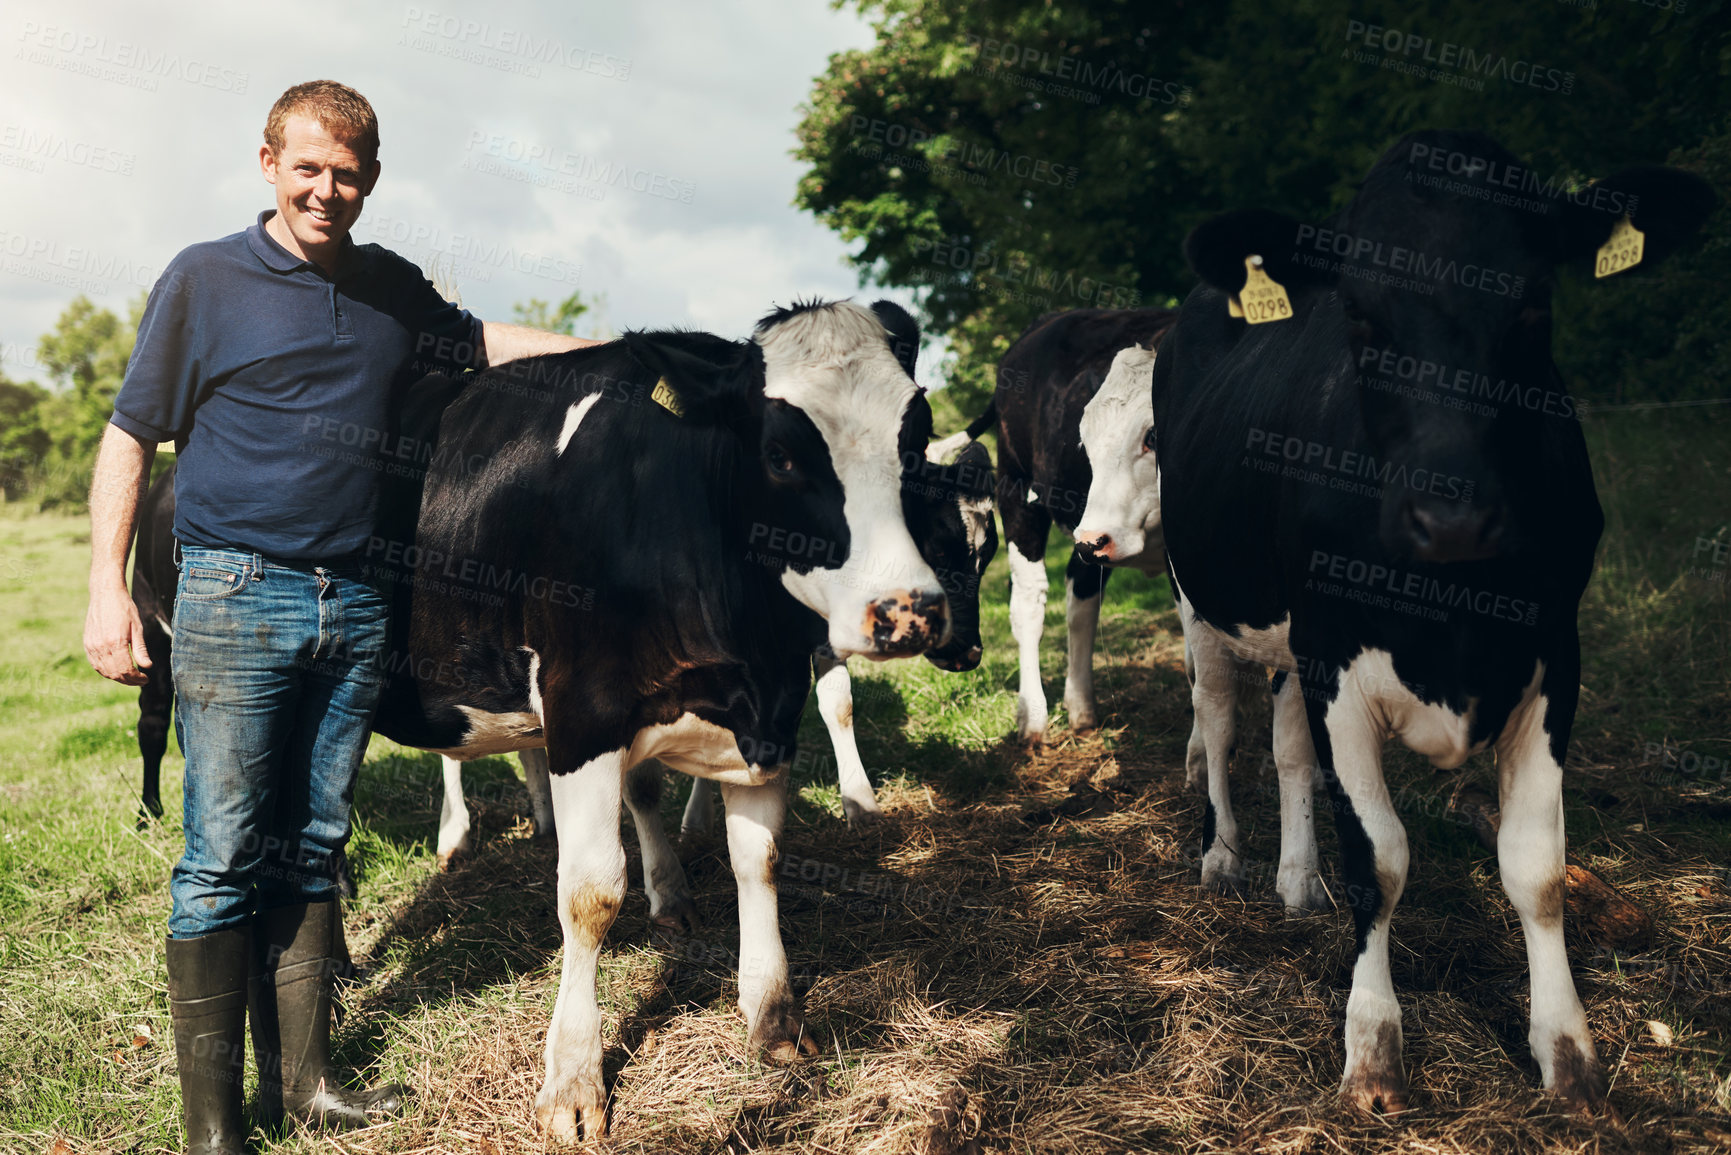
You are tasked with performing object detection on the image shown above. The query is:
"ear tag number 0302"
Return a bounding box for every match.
[1235,255,1292,324]
[651,377,684,417]
[1594,216,1645,279]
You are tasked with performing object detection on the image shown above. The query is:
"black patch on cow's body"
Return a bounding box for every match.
[1269,670,1288,696]
[904,439,998,668]
[1200,799,1217,856]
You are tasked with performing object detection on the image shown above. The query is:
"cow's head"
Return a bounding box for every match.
[1184,129,1714,565]
[1074,342,1163,567]
[905,435,998,672]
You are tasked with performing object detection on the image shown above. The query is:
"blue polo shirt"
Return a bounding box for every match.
[111,211,483,561]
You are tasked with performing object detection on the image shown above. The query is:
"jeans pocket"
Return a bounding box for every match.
[180,562,250,601]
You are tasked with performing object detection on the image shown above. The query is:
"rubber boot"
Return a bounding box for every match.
[166,929,251,1155]
[250,900,407,1130]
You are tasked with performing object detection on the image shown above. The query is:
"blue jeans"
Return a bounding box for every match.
[167,545,388,939]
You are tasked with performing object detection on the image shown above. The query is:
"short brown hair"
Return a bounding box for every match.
[264,80,380,164]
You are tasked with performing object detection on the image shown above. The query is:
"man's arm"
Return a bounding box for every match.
[480,321,602,367]
[84,422,157,685]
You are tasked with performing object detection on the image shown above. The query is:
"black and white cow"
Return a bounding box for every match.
[973,307,1176,743]
[429,418,999,864]
[369,298,949,1141]
[1155,129,1713,1113]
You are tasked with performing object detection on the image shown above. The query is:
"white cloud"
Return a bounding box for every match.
[0,0,955,388]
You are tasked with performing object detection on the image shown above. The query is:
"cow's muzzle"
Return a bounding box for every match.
[1401,497,1505,564]
[863,590,949,656]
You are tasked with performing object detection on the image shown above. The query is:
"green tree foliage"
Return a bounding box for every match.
[511,289,609,338]
[19,293,145,507]
[796,0,1731,413]
[0,377,51,501]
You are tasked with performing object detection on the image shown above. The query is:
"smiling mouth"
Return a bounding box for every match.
[305,205,336,224]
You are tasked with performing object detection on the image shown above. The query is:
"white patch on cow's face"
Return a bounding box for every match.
[1075,344,1163,566]
[556,393,602,456]
[755,302,945,657]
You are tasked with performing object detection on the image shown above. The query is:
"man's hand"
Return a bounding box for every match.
[86,422,157,685]
[85,584,152,685]
[480,321,602,367]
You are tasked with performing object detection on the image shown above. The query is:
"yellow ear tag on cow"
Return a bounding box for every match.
[1227,295,1245,318]
[1239,255,1293,324]
[1594,216,1645,279]
[651,377,684,417]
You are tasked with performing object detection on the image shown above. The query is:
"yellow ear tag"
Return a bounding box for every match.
[651,377,684,417]
[1227,295,1245,318]
[1239,255,1292,324]
[1594,216,1645,279]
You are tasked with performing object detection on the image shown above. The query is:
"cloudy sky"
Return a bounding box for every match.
[0,1,944,385]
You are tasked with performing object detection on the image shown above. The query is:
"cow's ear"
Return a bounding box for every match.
[1183,208,1322,294]
[951,439,997,504]
[1552,165,1716,270]
[622,331,759,421]
[870,299,921,378]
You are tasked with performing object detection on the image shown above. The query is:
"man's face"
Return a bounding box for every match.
[259,113,379,259]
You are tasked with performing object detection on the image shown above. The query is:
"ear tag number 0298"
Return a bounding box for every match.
[1237,255,1292,324]
[1594,216,1645,279]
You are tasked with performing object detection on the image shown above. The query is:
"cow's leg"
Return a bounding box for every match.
[1182,634,1207,793]
[814,655,881,823]
[681,777,717,839]
[1061,552,1111,731]
[535,749,627,1143]
[1302,661,1408,1115]
[721,776,818,1061]
[519,746,556,841]
[436,756,471,869]
[1496,656,1606,1110]
[1271,671,1329,913]
[1003,483,1053,743]
[136,616,174,825]
[1180,598,1245,895]
[622,759,698,935]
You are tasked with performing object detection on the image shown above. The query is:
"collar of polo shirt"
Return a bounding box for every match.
[250,210,366,278]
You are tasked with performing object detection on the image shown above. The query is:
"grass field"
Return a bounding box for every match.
[1,409,1728,1154]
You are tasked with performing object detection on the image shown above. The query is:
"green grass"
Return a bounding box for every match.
[0,409,1727,1153]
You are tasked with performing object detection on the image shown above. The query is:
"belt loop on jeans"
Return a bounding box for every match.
[252,549,265,580]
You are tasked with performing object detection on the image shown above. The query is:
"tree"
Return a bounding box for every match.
[29,293,145,507]
[795,0,1731,413]
[511,290,609,338]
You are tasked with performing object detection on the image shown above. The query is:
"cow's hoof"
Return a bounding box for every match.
[435,848,464,872]
[1278,871,1333,914]
[842,794,883,825]
[650,894,701,938]
[1340,1069,1409,1116]
[750,1007,820,1063]
[1199,847,1246,897]
[535,1080,606,1143]
[1547,1037,1610,1114]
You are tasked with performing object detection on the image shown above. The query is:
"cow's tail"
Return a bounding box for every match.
[926,403,998,463]
[963,402,997,441]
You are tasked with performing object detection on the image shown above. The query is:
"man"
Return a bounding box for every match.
[82,80,595,1154]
